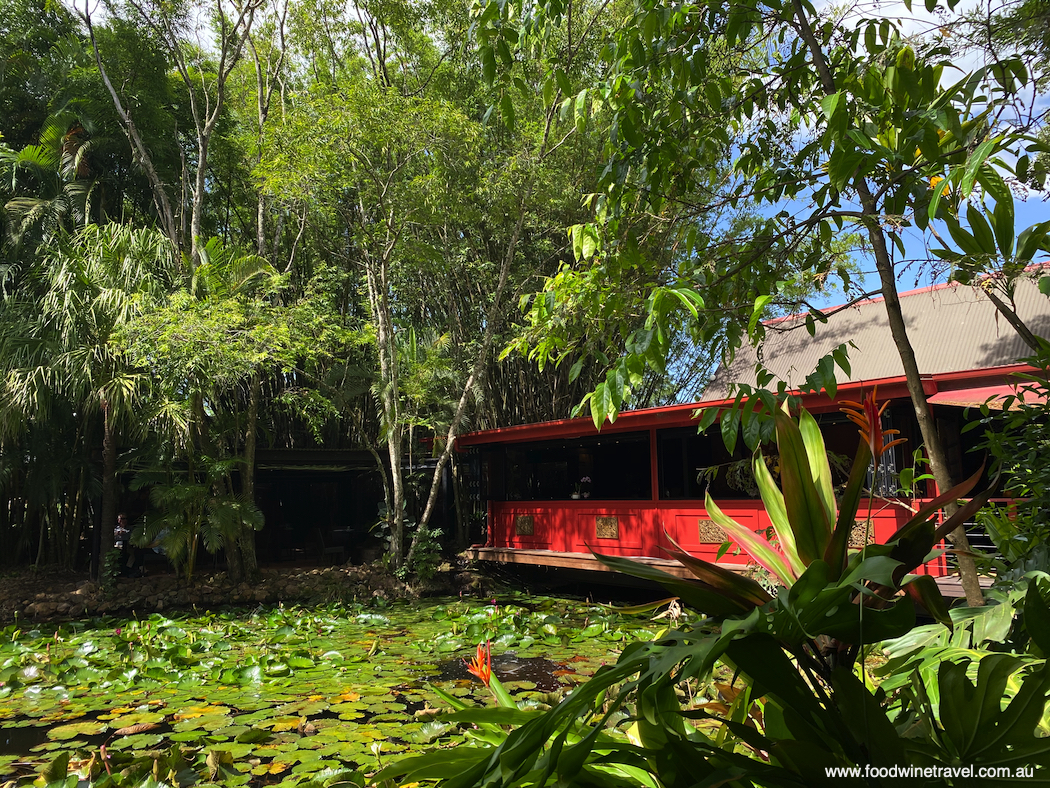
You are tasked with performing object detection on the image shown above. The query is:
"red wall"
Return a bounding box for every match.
[490,498,948,577]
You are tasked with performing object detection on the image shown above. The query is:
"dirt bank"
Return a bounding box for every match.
[0,559,489,624]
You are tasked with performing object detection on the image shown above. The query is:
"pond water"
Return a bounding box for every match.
[0,594,667,786]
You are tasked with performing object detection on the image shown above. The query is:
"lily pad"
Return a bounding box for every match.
[46,721,106,740]
[108,733,165,750]
[110,710,166,728]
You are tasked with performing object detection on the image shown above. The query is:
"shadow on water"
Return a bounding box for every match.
[434,654,568,693]
[1,722,112,756]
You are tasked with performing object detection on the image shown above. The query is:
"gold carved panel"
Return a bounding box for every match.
[515,515,535,536]
[849,521,875,548]
[697,519,726,543]
[596,516,619,540]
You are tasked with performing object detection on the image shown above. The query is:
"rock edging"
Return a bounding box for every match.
[4,561,487,624]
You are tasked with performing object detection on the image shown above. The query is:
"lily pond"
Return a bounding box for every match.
[0,595,671,787]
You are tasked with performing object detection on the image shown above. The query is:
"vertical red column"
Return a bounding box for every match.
[647,428,658,499]
[650,427,661,554]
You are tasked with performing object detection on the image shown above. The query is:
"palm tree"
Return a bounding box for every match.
[0,223,177,577]
[0,113,94,252]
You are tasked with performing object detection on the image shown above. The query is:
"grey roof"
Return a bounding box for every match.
[703,278,1050,399]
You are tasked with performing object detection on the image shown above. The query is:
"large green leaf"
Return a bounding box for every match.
[704,492,795,586]
[830,667,909,767]
[592,550,754,616]
[798,409,835,527]
[753,452,806,578]
[773,408,832,565]
[902,574,952,629]
[938,657,1050,766]
[1023,577,1050,656]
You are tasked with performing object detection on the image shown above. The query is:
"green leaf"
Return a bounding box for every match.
[798,409,835,528]
[592,551,753,616]
[569,224,583,260]
[818,92,842,122]
[1016,154,1030,182]
[928,173,950,220]
[831,344,851,378]
[748,295,773,337]
[978,167,1014,257]
[944,214,984,256]
[753,453,805,578]
[590,382,616,429]
[965,203,996,255]
[1016,221,1050,261]
[705,492,795,586]
[480,47,496,86]
[903,574,952,629]
[720,404,740,451]
[41,752,70,783]
[830,667,909,765]
[580,225,598,259]
[568,358,584,383]
[960,139,997,196]
[574,89,588,132]
[773,408,832,566]
[827,147,866,189]
[500,92,516,130]
[697,406,719,433]
[825,439,872,578]
[235,727,272,744]
[1023,578,1050,655]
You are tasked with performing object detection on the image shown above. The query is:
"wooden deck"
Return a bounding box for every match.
[466,546,991,599]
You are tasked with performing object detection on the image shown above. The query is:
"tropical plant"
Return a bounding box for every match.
[0,112,93,250]
[0,224,177,575]
[875,573,1050,766]
[955,337,1050,590]
[131,456,264,581]
[383,399,1049,786]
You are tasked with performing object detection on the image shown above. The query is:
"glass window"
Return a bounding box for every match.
[482,432,651,501]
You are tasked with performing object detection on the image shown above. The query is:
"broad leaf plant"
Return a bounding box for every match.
[382,398,1050,786]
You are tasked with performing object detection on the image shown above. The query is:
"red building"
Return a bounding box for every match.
[462,280,1048,586]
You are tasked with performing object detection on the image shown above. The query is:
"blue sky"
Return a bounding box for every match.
[785,0,1050,309]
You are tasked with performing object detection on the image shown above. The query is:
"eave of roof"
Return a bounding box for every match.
[456,363,1034,446]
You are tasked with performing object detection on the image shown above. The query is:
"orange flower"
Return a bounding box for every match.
[840,387,906,467]
[465,641,492,687]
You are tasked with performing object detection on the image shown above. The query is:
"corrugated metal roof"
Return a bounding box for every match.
[704,279,1050,399]
[927,383,1045,410]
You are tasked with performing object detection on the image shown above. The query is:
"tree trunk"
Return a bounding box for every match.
[69,471,87,570]
[239,374,261,582]
[406,206,526,566]
[866,223,984,605]
[788,0,984,606]
[451,453,467,550]
[189,137,211,267]
[81,8,179,247]
[193,391,244,583]
[99,399,118,584]
[363,239,405,569]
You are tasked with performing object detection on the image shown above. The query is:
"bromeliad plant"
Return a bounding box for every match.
[383,398,1050,786]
